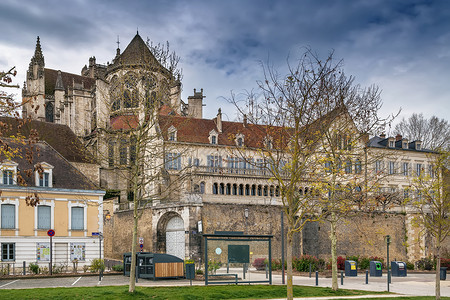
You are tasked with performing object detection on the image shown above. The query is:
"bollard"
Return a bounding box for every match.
[23,261,26,275]
[309,263,312,278]
[366,270,368,284]
[341,271,344,285]
[315,271,319,286]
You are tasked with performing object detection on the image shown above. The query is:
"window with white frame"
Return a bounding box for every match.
[1,160,17,185]
[35,162,53,187]
[375,160,383,174]
[168,126,177,141]
[403,162,409,176]
[2,170,13,185]
[416,163,423,176]
[39,172,50,187]
[165,153,181,170]
[209,130,218,145]
[354,159,362,174]
[71,207,84,230]
[37,205,51,229]
[389,161,396,175]
[1,204,15,229]
[428,164,435,178]
[1,243,15,261]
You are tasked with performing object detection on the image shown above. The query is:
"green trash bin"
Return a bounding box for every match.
[440,267,447,280]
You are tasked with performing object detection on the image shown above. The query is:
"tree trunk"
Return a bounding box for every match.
[330,211,338,291]
[435,241,441,300]
[286,230,294,300]
[128,203,139,293]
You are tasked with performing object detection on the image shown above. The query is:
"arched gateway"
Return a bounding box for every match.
[156,212,185,259]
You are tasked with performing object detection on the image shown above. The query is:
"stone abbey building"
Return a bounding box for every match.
[20,33,446,265]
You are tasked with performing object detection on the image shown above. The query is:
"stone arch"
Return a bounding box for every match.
[156,212,185,259]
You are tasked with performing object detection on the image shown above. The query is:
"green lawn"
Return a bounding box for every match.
[0,284,387,300]
[0,285,448,299]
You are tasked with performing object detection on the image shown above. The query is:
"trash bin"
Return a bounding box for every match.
[123,252,184,279]
[185,263,195,280]
[440,267,447,280]
[345,260,358,277]
[370,261,383,277]
[391,261,407,277]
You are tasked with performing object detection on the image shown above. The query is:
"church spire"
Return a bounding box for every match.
[27,36,45,80]
[33,36,45,67]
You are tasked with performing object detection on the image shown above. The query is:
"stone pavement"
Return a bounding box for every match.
[0,269,449,299]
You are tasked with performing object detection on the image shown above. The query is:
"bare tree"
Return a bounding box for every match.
[394,113,450,151]
[90,36,189,292]
[0,67,41,205]
[406,150,450,300]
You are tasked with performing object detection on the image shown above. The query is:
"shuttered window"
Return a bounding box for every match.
[1,204,15,229]
[38,205,51,229]
[71,207,84,230]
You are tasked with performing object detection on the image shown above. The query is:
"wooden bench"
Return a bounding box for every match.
[208,273,238,284]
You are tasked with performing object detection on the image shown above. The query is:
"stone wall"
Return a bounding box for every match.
[103,199,153,260]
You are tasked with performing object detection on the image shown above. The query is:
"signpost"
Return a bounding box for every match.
[47,229,55,275]
[139,237,144,253]
[92,232,103,280]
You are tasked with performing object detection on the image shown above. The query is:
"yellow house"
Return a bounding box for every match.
[1,139,105,268]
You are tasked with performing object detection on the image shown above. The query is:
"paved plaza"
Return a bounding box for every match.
[0,270,449,298]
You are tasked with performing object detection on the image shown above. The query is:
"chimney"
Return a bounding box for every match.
[395,134,402,141]
[187,88,205,119]
[380,133,386,139]
[216,108,222,133]
[243,114,247,127]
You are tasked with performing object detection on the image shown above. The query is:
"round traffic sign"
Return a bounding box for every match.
[139,244,143,248]
[47,229,55,237]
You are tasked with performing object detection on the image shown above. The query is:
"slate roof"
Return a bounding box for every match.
[1,138,99,191]
[107,33,168,75]
[368,136,434,153]
[0,117,96,163]
[44,68,95,95]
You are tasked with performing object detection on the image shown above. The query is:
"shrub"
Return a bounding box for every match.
[416,257,434,270]
[337,256,346,270]
[252,258,268,270]
[29,263,40,274]
[89,258,105,273]
[406,261,415,270]
[359,256,371,270]
[112,264,123,272]
[52,264,66,274]
[195,269,204,275]
[292,255,320,272]
[440,258,450,268]
[346,255,359,264]
[83,265,89,273]
[207,260,222,274]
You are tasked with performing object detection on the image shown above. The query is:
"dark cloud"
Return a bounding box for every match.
[1,0,449,121]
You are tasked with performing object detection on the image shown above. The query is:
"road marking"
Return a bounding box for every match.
[0,280,19,288]
[71,277,82,286]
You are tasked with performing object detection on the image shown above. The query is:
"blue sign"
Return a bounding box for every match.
[92,232,100,236]
[47,229,55,237]
[139,244,143,248]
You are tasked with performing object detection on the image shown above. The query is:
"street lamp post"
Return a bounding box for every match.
[385,235,391,292]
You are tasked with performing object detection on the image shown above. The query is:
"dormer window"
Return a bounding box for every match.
[1,160,18,185]
[416,142,422,150]
[168,125,177,142]
[402,139,409,149]
[35,162,54,188]
[264,136,273,150]
[236,134,244,147]
[388,137,395,148]
[209,130,218,145]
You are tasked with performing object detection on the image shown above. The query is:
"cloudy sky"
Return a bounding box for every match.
[1,0,449,129]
